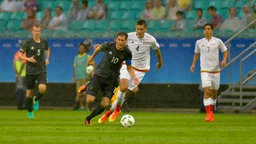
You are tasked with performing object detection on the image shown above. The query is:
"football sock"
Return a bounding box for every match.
[26,97,33,112]
[86,105,105,121]
[35,92,44,101]
[203,98,212,113]
[110,98,126,111]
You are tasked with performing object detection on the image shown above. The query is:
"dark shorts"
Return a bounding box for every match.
[86,75,118,99]
[25,72,47,89]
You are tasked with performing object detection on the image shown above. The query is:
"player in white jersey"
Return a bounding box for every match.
[98,19,163,123]
[190,23,228,122]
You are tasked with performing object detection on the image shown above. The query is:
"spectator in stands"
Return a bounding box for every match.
[13,40,26,110]
[171,11,186,31]
[141,0,153,20]
[68,0,81,20]
[48,6,68,31]
[248,2,256,29]
[40,8,52,29]
[177,0,192,12]
[16,0,25,12]
[152,0,166,20]
[88,0,108,19]
[219,7,240,32]
[76,0,90,21]
[22,9,38,31]
[0,0,19,12]
[24,0,38,12]
[166,0,182,20]
[240,4,252,28]
[208,6,223,29]
[194,8,207,30]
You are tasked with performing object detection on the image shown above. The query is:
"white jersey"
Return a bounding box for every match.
[195,37,227,72]
[127,32,160,71]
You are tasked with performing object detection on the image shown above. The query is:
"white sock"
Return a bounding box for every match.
[203,98,211,106]
[116,91,125,105]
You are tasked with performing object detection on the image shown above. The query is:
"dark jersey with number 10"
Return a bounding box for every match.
[19,38,49,75]
[95,42,132,79]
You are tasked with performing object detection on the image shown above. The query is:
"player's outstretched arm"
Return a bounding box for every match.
[190,53,199,73]
[154,49,163,70]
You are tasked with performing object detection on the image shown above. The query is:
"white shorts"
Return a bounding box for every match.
[119,65,145,91]
[201,72,220,90]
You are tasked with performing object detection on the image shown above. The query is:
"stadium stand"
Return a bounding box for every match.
[0,0,255,38]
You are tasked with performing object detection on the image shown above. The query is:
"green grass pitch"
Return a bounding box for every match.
[0,110,255,144]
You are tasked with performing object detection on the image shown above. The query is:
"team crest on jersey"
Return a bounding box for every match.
[109,51,112,55]
[31,47,34,50]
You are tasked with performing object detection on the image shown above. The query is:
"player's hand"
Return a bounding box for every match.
[27,56,36,63]
[190,65,195,73]
[156,62,162,70]
[220,60,226,68]
[45,59,49,66]
[88,56,94,63]
[94,44,101,49]
[133,77,139,85]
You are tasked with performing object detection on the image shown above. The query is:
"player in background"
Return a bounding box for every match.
[98,19,163,123]
[190,23,228,122]
[18,24,50,118]
[83,32,139,125]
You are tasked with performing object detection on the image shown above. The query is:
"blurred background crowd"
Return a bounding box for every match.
[0,0,255,38]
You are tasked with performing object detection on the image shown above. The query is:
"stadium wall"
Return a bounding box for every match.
[0,38,255,84]
[0,82,228,108]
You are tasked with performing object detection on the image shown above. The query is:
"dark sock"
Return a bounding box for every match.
[26,97,33,112]
[35,92,44,101]
[86,105,105,121]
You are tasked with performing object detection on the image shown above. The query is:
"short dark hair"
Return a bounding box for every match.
[56,6,63,11]
[196,8,203,13]
[176,11,184,15]
[116,32,128,39]
[208,5,216,11]
[137,19,147,28]
[82,0,88,6]
[203,23,214,30]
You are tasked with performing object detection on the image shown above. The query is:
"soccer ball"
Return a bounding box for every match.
[86,65,94,74]
[120,114,135,127]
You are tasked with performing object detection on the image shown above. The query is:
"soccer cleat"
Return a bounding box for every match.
[109,109,121,122]
[205,112,214,122]
[98,114,109,124]
[28,112,34,118]
[33,96,39,111]
[85,119,91,125]
[78,85,87,94]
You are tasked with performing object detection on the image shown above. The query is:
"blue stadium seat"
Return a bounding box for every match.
[235,0,248,9]
[208,0,222,10]
[147,20,161,32]
[109,11,122,20]
[121,11,136,20]
[218,9,229,19]
[185,10,197,20]
[69,20,84,32]
[0,12,11,22]
[159,20,173,32]
[109,20,121,33]
[121,20,136,32]
[119,1,132,11]
[94,20,108,32]
[10,12,25,21]
[131,2,144,11]
[108,2,121,11]
[221,0,235,9]
[194,0,210,10]
[82,20,95,32]
[0,20,7,37]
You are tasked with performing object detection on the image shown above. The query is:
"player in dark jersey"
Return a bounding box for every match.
[84,32,139,125]
[18,24,50,118]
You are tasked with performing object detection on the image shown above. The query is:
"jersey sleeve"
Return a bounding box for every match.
[19,40,28,53]
[100,42,110,52]
[150,36,160,50]
[45,40,49,50]
[218,39,228,52]
[194,40,200,53]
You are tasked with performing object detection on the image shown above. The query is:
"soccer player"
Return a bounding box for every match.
[190,23,228,122]
[18,24,50,118]
[98,19,163,123]
[84,32,139,125]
